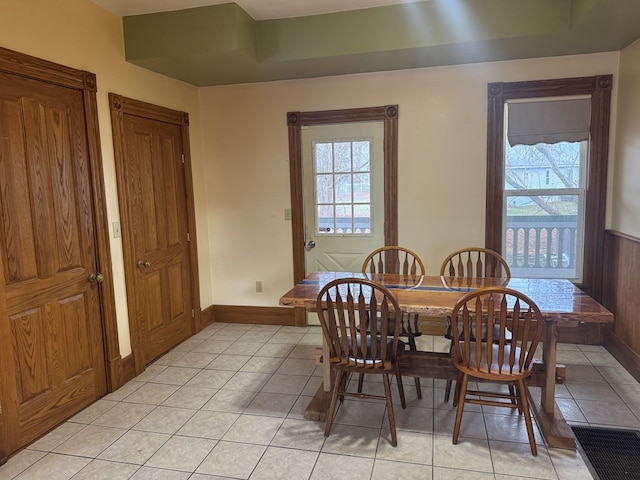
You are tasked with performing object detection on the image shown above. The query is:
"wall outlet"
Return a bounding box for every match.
[113,221,121,238]
[256,280,263,293]
[284,208,292,221]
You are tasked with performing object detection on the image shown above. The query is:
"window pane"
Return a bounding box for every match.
[505,194,580,279]
[335,204,353,233]
[334,142,351,172]
[317,205,334,233]
[354,204,371,231]
[316,174,333,203]
[353,173,370,202]
[352,141,370,172]
[334,174,352,203]
[315,143,333,173]
[505,141,582,190]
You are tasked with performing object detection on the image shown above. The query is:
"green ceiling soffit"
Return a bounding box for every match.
[123,0,640,86]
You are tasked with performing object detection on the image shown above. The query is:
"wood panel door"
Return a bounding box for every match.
[0,70,107,456]
[110,95,197,369]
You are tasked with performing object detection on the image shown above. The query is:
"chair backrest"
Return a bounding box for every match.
[316,278,403,370]
[450,287,544,379]
[362,246,425,275]
[440,247,510,288]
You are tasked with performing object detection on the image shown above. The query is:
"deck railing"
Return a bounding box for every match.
[505,215,578,278]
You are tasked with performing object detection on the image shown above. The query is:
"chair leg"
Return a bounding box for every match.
[444,380,453,403]
[395,363,406,409]
[452,371,464,408]
[408,337,422,399]
[357,373,365,393]
[444,341,454,402]
[382,373,398,447]
[452,373,469,445]
[338,372,349,403]
[517,379,538,456]
[325,369,343,438]
[509,384,518,408]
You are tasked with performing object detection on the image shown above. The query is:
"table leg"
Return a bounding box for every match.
[541,320,558,414]
[529,318,575,449]
[322,341,331,392]
[305,341,333,421]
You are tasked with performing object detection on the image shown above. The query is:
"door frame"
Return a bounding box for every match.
[109,93,201,374]
[0,46,119,460]
[287,105,399,285]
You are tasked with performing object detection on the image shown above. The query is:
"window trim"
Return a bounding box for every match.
[486,76,612,300]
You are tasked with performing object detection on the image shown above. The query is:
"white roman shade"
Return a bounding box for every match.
[507,98,591,146]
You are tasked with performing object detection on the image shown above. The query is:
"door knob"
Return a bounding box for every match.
[88,273,104,283]
[137,260,150,269]
[306,240,316,251]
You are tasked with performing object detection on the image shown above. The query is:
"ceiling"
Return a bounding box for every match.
[92,0,640,86]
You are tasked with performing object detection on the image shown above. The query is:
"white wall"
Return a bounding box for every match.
[612,39,640,237]
[200,52,620,307]
[0,0,211,357]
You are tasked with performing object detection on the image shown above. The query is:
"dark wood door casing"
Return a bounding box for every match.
[0,46,118,462]
[286,105,399,285]
[109,94,201,373]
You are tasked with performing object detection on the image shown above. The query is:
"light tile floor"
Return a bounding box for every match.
[3,322,639,480]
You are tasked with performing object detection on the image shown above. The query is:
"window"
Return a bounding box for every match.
[504,138,585,279]
[314,139,372,235]
[486,76,612,298]
[503,96,590,280]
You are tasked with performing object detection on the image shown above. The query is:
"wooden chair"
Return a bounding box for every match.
[362,246,425,398]
[440,247,511,402]
[316,278,406,447]
[440,247,511,286]
[450,287,544,455]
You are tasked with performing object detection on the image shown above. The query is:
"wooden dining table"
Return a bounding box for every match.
[279,271,614,449]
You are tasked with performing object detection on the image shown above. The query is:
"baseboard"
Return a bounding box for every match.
[199,305,215,330]
[209,304,299,326]
[106,353,136,392]
[603,327,640,383]
[119,354,136,386]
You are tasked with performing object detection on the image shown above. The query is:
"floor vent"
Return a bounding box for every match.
[572,426,640,480]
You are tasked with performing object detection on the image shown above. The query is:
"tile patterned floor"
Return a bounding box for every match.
[2,322,640,480]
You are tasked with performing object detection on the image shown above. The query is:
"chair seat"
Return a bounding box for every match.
[337,336,406,365]
[455,343,530,379]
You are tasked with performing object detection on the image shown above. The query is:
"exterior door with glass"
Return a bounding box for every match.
[302,121,385,277]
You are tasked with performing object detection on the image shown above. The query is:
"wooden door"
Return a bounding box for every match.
[110,95,196,369]
[0,70,107,456]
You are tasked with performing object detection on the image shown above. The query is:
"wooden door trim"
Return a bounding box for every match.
[286,105,399,284]
[109,94,201,374]
[0,46,118,461]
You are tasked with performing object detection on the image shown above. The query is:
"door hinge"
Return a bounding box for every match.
[191,309,195,318]
[187,232,191,241]
[181,153,185,164]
